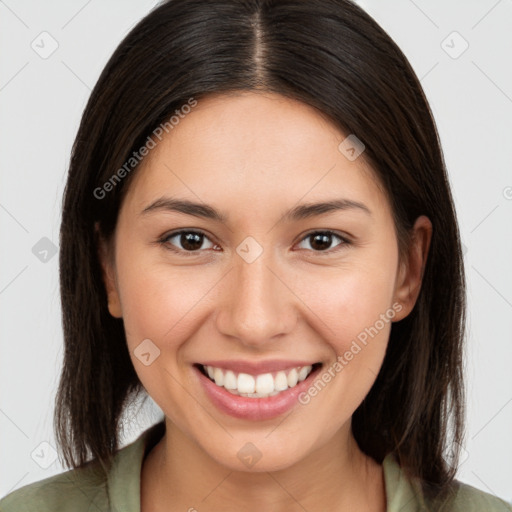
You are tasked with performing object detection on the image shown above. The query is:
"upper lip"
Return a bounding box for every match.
[197,359,319,375]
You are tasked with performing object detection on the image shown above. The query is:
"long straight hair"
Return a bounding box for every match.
[56,0,465,501]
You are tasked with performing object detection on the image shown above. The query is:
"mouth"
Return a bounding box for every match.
[193,361,323,421]
[195,362,323,398]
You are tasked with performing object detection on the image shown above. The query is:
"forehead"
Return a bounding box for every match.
[121,91,390,219]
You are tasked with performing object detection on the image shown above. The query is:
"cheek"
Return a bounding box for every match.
[114,251,220,414]
[113,236,231,394]
[294,249,398,412]
[302,252,398,349]
[117,258,217,349]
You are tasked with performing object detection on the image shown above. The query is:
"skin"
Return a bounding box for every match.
[98,91,432,512]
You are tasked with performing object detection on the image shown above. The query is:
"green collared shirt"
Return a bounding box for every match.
[1,421,510,511]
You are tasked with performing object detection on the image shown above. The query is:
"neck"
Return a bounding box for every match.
[141,419,386,512]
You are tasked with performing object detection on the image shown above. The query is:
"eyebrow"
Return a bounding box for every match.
[140,196,372,223]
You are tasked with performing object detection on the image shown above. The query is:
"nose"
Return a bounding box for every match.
[215,248,298,348]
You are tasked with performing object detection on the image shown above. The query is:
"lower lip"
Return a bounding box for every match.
[194,364,322,421]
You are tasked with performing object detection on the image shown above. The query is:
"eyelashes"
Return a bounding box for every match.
[159,230,218,255]
[157,229,351,257]
[296,231,350,252]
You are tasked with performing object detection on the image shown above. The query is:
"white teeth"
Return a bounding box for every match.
[298,365,312,381]
[237,373,255,394]
[213,367,224,387]
[224,370,237,390]
[287,368,298,387]
[255,373,274,395]
[202,364,316,398]
[274,371,289,391]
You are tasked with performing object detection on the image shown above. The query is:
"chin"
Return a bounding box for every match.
[205,434,314,474]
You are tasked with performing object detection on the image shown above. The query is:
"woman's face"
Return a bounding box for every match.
[100,91,429,472]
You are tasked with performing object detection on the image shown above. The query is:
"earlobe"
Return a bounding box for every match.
[94,222,123,319]
[392,215,432,322]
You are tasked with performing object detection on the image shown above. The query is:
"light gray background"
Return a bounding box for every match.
[1,0,511,503]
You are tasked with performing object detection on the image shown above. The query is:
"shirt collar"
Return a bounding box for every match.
[108,420,166,512]
[382,452,428,511]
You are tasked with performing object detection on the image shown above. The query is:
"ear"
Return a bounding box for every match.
[94,222,123,318]
[392,215,432,322]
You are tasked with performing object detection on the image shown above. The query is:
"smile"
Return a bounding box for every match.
[201,364,315,398]
[194,361,323,421]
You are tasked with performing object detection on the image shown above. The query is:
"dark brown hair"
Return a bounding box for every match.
[56,0,466,500]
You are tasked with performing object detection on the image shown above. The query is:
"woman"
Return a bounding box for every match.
[1,0,510,510]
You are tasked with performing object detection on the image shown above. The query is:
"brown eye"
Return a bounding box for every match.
[296,231,349,253]
[161,230,216,253]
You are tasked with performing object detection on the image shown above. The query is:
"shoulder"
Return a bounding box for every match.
[437,480,512,512]
[0,462,109,512]
[382,453,511,512]
[0,421,165,512]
